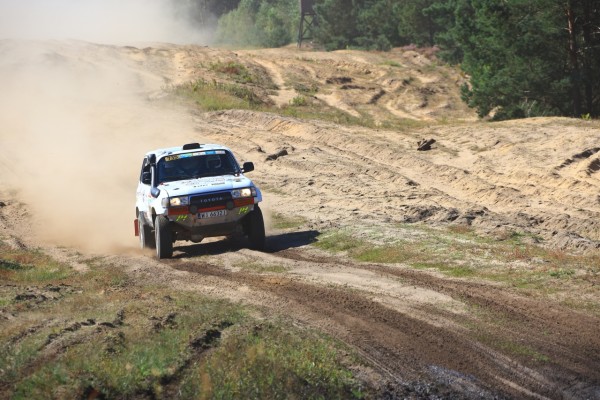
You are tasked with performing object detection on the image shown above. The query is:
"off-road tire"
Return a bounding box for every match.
[155,216,173,259]
[139,218,155,249]
[246,205,266,251]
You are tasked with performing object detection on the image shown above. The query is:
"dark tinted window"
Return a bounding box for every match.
[157,151,238,183]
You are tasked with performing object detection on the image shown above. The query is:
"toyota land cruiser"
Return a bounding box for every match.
[134,142,265,259]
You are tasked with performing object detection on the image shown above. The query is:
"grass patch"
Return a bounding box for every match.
[0,243,73,283]
[171,80,431,132]
[313,227,600,311]
[209,61,255,83]
[289,95,308,107]
[181,322,363,399]
[314,231,365,253]
[356,245,421,264]
[495,340,550,363]
[0,246,365,399]
[380,60,402,68]
[172,79,264,111]
[412,262,476,278]
[6,293,363,399]
[448,224,475,235]
[9,295,246,399]
[548,268,575,278]
[293,82,319,95]
[271,212,307,230]
[468,320,551,365]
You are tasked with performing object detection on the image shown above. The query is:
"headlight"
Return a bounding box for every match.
[231,187,256,198]
[169,196,189,207]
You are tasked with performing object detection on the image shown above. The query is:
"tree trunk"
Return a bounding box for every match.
[581,0,594,115]
[566,1,582,117]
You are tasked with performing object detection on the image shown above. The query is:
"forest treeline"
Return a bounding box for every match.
[185,0,600,120]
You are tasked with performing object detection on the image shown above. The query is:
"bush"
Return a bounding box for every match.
[216,0,298,48]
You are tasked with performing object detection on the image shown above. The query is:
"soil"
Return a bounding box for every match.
[1,40,599,399]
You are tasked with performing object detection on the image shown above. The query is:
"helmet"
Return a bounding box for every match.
[179,155,198,171]
[206,155,222,170]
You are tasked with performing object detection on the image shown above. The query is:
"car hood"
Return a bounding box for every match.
[158,175,254,197]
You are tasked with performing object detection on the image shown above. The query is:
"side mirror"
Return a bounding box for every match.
[150,187,161,198]
[242,162,254,173]
[142,172,152,185]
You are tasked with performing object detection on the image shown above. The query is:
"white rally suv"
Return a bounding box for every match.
[135,142,265,259]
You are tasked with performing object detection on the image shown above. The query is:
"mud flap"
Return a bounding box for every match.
[134,219,139,236]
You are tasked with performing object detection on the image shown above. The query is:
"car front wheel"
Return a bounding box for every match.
[246,205,266,251]
[155,216,173,259]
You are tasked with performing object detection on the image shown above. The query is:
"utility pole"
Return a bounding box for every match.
[298,0,317,48]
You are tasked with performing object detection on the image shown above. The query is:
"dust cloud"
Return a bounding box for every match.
[0,0,212,45]
[0,1,210,252]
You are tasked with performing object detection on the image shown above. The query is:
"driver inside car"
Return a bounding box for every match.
[177,156,201,177]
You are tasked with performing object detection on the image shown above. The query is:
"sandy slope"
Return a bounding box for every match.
[1,40,600,398]
[204,110,600,252]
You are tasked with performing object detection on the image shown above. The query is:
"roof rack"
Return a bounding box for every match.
[182,143,202,150]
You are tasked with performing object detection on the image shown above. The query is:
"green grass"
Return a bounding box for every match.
[7,294,362,399]
[181,322,363,399]
[314,232,365,253]
[208,61,255,84]
[171,79,432,132]
[466,312,552,364]
[312,226,600,312]
[289,95,308,107]
[0,243,73,283]
[8,295,246,399]
[496,339,549,363]
[413,262,476,278]
[293,82,319,95]
[548,268,575,278]
[172,79,263,112]
[0,242,365,399]
[271,212,308,230]
[380,60,402,68]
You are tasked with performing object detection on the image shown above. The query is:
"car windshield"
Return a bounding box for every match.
[157,151,239,183]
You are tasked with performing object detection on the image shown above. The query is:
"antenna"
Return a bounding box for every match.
[298,0,317,48]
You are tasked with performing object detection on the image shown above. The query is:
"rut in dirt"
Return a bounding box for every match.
[165,245,600,400]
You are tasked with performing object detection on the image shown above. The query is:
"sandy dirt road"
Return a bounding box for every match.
[1,40,600,398]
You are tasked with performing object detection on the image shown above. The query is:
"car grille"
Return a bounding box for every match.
[190,192,232,209]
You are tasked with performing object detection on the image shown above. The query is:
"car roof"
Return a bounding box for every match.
[144,143,232,159]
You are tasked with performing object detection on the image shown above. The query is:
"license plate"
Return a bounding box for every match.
[198,209,227,219]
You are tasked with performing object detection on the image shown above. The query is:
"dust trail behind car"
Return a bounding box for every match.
[0,0,217,252]
[0,41,198,251]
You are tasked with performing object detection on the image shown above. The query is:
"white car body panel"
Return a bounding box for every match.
[135,143,262,242]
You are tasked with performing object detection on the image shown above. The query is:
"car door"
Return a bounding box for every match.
[136,157,152,221]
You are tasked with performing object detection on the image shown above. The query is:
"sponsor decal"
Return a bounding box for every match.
[238,206,250,215]
[164,151,225,162]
